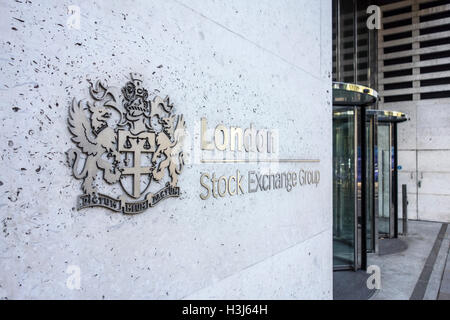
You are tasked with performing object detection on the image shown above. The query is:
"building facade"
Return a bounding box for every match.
[0,0,333,299]
[377,0,450,223]
[334,0,450,224]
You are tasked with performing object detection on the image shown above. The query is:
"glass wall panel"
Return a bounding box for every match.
[356,0,373,87]
[339,0,355,84]
[332,0,378,90]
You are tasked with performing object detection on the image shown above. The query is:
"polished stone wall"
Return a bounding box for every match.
[0,0,332,299]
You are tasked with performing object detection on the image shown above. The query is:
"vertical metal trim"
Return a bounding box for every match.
[354,107,359,271]
[374,115,379,253]
[367,115,377,253]
[353,0,358,83]
[361,106,367,271]
[373,24,379,105]
[389,124,394,238]
[336,0,341,82]
[393,123,399,238]
[367,0,371,88]
[402,184,408,236]
[416,136,419,220]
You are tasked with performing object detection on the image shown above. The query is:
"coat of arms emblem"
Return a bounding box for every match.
[67,73,185,214]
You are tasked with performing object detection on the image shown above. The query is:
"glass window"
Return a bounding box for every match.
[332,0,378,90]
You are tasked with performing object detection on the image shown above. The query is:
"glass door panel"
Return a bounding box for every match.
[333,108,357,269]
[378,125,391,236]
[366,117,375,252]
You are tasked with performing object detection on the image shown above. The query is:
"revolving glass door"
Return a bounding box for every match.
[333,82,379,271]
[378,123,394,238]
[333,107,357,270]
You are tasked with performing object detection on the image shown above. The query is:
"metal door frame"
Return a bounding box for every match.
[373,117,379,253]
[355,107,360,271]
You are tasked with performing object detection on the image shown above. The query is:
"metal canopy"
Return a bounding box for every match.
[367,110,408,123]
[332,82,379,107]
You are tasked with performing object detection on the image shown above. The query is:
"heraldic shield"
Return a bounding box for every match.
[66,73,185,215]
[118,130,156,199]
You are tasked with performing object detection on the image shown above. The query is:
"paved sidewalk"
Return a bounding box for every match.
[438,245,450,300]
[369,221,449,300]
[333,270,376,300]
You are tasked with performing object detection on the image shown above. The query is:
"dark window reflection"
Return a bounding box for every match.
[332,0,378,90]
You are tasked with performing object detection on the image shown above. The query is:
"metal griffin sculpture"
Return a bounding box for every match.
[67,73,185,214]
